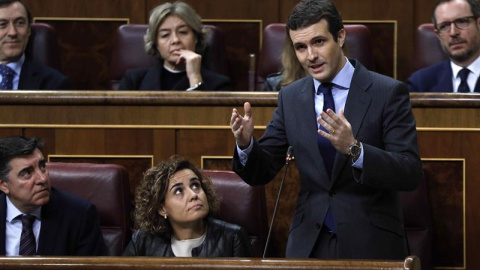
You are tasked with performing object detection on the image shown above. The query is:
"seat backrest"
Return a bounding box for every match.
[202,170,268,257]
[47,162,132,256]
[26,23,61,70]
[255,23,286,90]
[400,169,433,270]
[343,24,375,70]
[255,23,375,90]
[412,23,448,73]
[109,24,229,90]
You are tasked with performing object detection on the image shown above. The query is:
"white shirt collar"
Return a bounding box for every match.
[451,55,480,77]
[6,196,41,222]
[5,54,25,76]
[313,56,354,92]
[163,64,185,74]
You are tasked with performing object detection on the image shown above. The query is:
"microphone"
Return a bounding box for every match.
[263,146,294,259]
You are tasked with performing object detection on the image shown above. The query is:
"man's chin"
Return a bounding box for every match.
[449,51,471,63]
[33,190,51,204]
[34,195,50,206]
[311,73,331,83]
[2,52,23,63]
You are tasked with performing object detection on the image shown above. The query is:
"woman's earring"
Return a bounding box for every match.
[163,214,167,219]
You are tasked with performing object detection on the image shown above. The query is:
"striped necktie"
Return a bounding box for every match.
[19,214,36,255]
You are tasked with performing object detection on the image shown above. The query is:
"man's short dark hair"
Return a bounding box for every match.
[432,0,480,26]
[0,136,44,182]
[286,0,344,42]
[0,0,32,24]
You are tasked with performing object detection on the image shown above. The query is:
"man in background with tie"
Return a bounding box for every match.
[0,136,106,255]
[230,0,422,260]
[408,0,480,93]
[0,0,69,90]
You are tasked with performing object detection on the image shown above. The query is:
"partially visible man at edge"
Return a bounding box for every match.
[0,0,70,90]
[0,136,105,255]
[408,0,480,92]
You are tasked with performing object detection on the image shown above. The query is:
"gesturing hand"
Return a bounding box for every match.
[230,102,254,149]
[317,109,356,155]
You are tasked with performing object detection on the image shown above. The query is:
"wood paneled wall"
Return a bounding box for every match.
[22,0,439,89]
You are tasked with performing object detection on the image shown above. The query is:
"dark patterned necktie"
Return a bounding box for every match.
[316,83,336,233]
[458,68,470,93]
[0,64,14,90]
[19,214,36,255]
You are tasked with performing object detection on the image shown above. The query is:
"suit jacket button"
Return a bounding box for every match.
[328,189,336,197]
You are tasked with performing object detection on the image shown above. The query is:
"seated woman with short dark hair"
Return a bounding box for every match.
[118,1,232,91]
[123,156,253,257]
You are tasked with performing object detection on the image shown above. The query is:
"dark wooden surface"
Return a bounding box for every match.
[0,91,478,269]
[0,256,420,270]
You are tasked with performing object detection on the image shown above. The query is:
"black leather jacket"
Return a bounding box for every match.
[123,218,253,257]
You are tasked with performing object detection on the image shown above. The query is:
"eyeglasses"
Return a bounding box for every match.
[436,16,477,34]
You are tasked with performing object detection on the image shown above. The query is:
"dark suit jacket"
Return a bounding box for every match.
[233,59,423,259]
[118,62,232,91]
[18,58,70,90]
[0,187,106,255]
[407,60,480,92]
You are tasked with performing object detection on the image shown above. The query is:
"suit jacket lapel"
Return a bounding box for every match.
[37,189,62,254]
[331,60,372,184]
[295,78,331,187]
[139,63,162,90]
[433,62,454,92]
[474,71,480,92]
[0,195,7,255]
[18,59,40,89]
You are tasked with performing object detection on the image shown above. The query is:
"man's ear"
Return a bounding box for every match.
[338,28,346,48]
[435,28,441,40]
[0,180,10,195]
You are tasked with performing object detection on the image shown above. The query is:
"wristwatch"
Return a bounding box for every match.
[348,140,361,161]
[186,81,202,91]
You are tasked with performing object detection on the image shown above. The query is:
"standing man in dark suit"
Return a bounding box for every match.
[0,0,70,90]
[408,0,480,92]
[230,0,422,260]
[0,136,105,255]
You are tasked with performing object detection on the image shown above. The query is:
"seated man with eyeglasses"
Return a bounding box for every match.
[407,0,480,93]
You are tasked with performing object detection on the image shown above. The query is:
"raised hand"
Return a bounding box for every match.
[230,102,254,149]
[317,109,356,154]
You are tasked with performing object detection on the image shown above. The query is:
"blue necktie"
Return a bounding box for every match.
[316,83,336,233]
[0,64,14,90]
[458,68,470,93]
[19,214,36,255]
